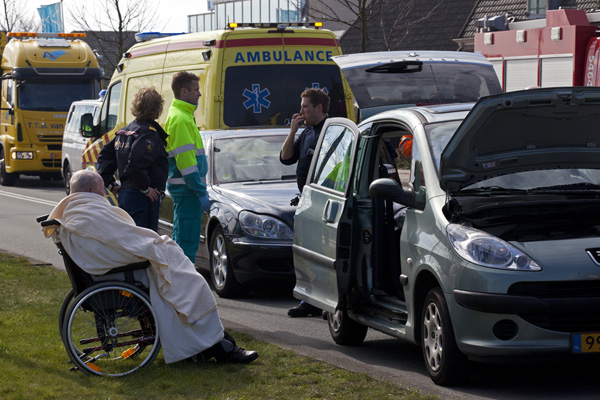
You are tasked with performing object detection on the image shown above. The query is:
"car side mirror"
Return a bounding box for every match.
[80,113,98,138]
[369,178,420,209]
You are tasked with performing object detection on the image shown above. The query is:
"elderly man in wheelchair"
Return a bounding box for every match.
[40,170,258,376]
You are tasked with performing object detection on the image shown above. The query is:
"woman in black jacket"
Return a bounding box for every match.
[97,87,168,231]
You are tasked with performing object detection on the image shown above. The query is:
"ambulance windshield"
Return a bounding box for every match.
[223,64,348,128]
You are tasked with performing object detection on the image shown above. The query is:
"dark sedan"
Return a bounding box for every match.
[159,129,298,298]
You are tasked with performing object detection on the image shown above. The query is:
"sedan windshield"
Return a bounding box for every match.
[212,135,297,184]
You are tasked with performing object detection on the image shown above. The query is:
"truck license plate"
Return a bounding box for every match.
[572,333,600,353]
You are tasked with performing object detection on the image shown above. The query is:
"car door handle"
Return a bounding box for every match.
[323,199,340,223]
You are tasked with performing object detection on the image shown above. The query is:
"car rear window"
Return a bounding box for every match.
[343,62,502,109]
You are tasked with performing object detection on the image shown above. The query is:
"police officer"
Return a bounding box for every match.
[97,87,168,232]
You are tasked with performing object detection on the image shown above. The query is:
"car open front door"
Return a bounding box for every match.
[292,118,360,313]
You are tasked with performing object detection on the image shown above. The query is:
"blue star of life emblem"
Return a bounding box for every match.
[243,84,271,113]
[306,82,329,94]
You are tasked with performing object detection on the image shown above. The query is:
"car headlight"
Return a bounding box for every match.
[239,211,293,240]
[446,224,541,271]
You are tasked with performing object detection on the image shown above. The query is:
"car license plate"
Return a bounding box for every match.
[572,333,600,353]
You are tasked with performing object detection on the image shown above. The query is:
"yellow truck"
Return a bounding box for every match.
[81,22,355,170]
[0,32,103,186]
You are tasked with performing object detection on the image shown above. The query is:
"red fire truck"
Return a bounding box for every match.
[474,8,600,91]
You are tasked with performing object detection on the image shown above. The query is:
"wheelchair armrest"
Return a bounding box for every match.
[101,261,151,276]
[40,219,61,227]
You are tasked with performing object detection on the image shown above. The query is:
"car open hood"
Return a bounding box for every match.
[440,87,600,193]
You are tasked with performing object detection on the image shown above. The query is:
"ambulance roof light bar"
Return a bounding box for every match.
[226,22,322,30]
[135,32,186,43]
[8,32,86,38]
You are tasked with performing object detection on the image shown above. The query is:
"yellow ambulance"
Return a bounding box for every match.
[0,32,103,186]
[81,22,355,170]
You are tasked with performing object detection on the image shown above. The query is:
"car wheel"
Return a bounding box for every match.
[209,227,247,298]
[63,164,72,195]
[0,155,17,187]
[327,308,368,346]
[421,287,470,385]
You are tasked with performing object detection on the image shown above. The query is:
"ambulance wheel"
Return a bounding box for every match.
[327,308,368,346]
[63,164,73,194]
[421,287,470,385]
[0,157,17,186]
[209,227,248,298]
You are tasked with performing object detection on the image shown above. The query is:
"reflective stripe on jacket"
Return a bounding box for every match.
[165,99,207,197]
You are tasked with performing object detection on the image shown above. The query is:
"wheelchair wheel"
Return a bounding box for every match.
[63,281,161,376]
[59,289,75,346]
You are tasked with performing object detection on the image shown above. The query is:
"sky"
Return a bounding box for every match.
[25,0,208,33]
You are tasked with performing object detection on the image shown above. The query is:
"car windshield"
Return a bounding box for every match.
[211,135,297,184]
[17,79,101,111]
[425,120,600,192]
[343,62,501,109]
[223,65,348,127]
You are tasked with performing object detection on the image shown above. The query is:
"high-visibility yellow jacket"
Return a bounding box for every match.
[165,99,207,198]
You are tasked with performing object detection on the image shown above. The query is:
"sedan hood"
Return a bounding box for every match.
[440,87,600,193]
[215,181,298,226]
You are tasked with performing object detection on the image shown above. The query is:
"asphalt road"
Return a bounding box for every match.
[2,176,600,399]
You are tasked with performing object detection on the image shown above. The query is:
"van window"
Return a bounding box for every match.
[17,79,99,111]
[99,82,122,135]
[223,64,348,128]
[66,104,98,134]
[342,63,502,109]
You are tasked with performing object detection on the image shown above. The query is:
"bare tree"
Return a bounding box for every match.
[304,0,383,53]
[67,0,162,81]
[378,0,444,51]
[0,0,38,32]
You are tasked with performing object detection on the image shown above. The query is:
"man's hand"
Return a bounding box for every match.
[281,113,304,161]
[290,112,305,132]
[143,187,162,202]
[199,195,210,213]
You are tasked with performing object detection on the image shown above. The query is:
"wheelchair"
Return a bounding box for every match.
[38,215,161,377]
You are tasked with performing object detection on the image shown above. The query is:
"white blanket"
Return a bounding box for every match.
[44,192,224,362]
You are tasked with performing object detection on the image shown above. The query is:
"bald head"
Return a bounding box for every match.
[70,170,105,196]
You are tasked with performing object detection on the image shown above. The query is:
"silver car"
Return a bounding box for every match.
[292,87,600,385]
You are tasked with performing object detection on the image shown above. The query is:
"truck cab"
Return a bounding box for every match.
[0,32,103,186]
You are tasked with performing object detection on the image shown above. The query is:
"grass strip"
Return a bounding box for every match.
[0,252,437,400]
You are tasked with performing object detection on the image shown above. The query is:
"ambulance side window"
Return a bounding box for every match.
[99,81,121,135]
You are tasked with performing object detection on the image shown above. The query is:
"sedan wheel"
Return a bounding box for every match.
[421,287,470,385]
[209,227,247,298]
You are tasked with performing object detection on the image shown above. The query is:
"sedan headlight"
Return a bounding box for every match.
[239,211,293,240]
[446,224,541,271]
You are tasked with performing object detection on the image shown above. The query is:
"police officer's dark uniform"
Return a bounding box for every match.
[98,120,168,231]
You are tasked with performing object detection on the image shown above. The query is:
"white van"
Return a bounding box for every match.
[61,99,102,194]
